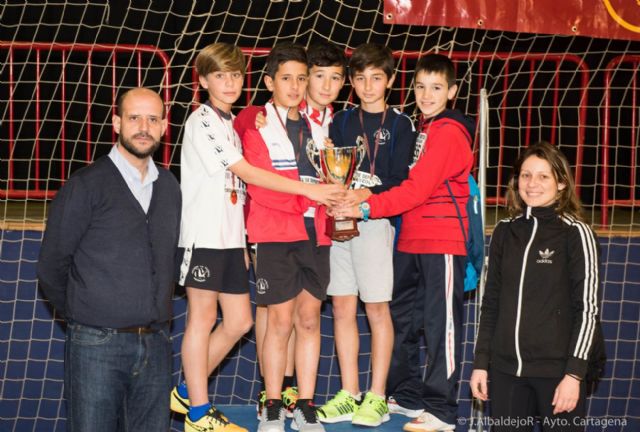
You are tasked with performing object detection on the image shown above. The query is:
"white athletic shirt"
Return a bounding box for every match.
[300,103,332,218]
[178,103,246,249]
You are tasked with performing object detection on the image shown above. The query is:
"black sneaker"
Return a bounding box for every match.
[291,399,325,432]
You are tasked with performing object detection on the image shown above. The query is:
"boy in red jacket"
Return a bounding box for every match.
[235,44,330,432]
[336,54,476,432]
[251,41,348,420]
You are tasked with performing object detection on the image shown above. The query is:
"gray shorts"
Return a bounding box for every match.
[327,218,395,303]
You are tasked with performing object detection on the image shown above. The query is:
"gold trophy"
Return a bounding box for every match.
[306,138,366,241]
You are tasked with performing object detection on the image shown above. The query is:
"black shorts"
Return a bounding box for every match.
[177,247,249,294]
[253,220,330,306]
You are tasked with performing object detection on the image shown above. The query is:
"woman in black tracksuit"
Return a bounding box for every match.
[470,142,601,431]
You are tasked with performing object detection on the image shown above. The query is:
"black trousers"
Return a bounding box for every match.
[386,252,465,425]
[489,369,586,432]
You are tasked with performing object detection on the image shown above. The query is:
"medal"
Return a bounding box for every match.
[208,101,243,206]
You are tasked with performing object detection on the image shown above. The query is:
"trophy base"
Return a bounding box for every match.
[326,216,359,242]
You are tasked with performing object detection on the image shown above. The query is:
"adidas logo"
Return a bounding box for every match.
[536,248,555,264]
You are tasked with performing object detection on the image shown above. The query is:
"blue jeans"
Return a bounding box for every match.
[64,322,172,432]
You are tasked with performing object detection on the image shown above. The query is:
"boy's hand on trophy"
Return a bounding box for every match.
[339,188,371,207]
[323,137,334,148]
[332,204,361,219]
[303,183,346,206]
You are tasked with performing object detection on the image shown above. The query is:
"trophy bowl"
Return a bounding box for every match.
[306,139,365,241]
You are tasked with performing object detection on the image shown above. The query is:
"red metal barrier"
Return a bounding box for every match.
[601,55,639,226]
[1,41,172,199]
[3,44,590,209]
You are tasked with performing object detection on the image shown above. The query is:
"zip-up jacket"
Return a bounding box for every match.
[234,105,331,246]
[367,109,475,255]
[330,106,415,194]
[473,206,601,379]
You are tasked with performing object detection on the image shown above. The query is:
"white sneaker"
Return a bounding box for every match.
[291,400,325,432]
[258,400,286,432]
[387,396,424,418]
[403,412,455,432]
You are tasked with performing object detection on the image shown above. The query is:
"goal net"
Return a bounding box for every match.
[1,1,639,431]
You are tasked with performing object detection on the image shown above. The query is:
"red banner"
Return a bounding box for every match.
[383,0,640,41]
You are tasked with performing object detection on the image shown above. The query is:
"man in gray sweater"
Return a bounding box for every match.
[38,87,181,432]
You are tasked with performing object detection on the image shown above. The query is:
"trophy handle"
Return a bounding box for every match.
[305,139,326,181]
[343,136,367,187]
[354,136,367,172]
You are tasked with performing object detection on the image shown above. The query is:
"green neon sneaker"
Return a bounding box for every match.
[352,391,390,427]
[255,390,266,420]
[282,386,299,418]
[316,389,360,424]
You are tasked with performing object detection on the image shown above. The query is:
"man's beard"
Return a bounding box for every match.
[119,133,161,159]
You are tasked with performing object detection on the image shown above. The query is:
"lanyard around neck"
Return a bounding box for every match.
[358,106,387,176]
[274,105,304,162]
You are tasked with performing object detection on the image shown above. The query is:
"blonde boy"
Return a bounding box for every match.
[171,43,342,432]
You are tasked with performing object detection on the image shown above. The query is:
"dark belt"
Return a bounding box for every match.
[114,325,156,334]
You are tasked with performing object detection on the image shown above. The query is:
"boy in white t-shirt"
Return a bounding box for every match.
[170,43,343,432]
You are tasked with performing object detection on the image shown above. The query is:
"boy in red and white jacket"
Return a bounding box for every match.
[239,41,348,420]
[234,43,332,432]
[337,54,475,432]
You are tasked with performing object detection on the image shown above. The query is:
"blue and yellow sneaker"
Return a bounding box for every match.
[170,386,189,415]
[185,406,248,432]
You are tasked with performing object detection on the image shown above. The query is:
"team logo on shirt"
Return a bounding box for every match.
[191,265,211,283]
[536,248,555,264]
[256,278,269,295]
[375,128,391,146]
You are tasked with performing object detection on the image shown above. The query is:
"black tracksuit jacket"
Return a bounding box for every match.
[473,206,601,379]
